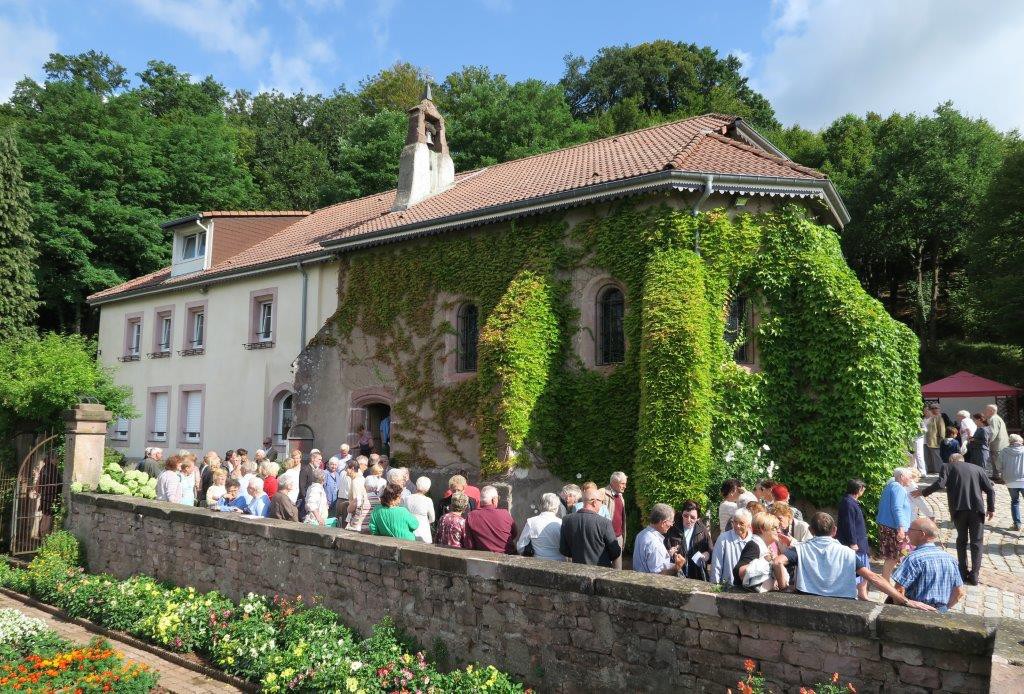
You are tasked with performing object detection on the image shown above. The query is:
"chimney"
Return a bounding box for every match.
[392,84,455,211]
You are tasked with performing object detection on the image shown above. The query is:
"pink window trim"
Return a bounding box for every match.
[264,382,294,448]
[151,304,175,352]
[183,299,208,350]
[177,383,206,449]
[107,413,131,448]
[146,385,171,445]
[249,287,278,344]
[123,312,143,357]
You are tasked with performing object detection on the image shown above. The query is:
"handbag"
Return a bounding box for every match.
[522,540,535,557]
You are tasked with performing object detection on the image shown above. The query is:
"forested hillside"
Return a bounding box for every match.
[0,41,1020,384]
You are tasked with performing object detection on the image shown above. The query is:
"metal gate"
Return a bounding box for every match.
[10,433,61,557]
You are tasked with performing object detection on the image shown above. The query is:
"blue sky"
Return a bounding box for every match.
[3,0,1024,131]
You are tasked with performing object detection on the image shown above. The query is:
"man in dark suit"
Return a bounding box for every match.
[916,452,995,585]
[559,488,622,567]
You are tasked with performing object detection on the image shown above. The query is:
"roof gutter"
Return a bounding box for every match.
[321,169,850,254]
[88,253,335,306]
[161,213,202,229]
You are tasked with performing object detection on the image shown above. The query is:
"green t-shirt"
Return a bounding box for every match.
[369,505,419,540]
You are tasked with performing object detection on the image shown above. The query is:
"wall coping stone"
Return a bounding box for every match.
[68,492,1011,654]
[875,605,994,655]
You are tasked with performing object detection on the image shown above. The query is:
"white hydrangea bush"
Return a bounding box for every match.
[0,608,48,650]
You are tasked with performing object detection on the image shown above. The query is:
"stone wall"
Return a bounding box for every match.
[67,492,1009,694]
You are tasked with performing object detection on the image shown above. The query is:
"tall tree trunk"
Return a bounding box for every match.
[914,246,926,338]
[888,265,900,315]
[73,302,82,335]
[928,236,941,348]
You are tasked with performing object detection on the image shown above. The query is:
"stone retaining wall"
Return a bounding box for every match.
[67,492,1011,693]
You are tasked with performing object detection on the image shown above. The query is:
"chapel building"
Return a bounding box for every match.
[90,90,848,516]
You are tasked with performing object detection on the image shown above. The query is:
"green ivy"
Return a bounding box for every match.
[477,269,560,476]
[320,200,920,522]
[635,246,717,510]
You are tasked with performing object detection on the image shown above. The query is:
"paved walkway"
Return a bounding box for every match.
[0,593,242,694]
[868,476,1024,620]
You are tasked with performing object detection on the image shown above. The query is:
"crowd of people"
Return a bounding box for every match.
[129,415,1024,615]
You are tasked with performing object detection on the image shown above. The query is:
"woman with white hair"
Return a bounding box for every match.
[303,468,331,526]
[876,467,914,580]
[517,493,564,561]
[278,455,301,504]
[710,507,753,585]
[998,434,1024,531]
[404,476,436,543]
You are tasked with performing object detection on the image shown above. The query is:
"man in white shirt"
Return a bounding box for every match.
[633,504,685,575]
[329,443,352,468]
[957,410,977,454]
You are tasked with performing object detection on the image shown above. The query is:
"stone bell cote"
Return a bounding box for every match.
[392,84,456,211]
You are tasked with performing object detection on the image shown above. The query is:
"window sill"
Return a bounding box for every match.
[178,348,205,357]
[117,355,141,362]
[244,341,275,350]
[147,351,171,359]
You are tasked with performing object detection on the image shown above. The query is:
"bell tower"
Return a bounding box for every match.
[392,83,456,211]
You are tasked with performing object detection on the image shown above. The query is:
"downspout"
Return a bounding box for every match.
[296,260,309,348]
[692,174,714,257]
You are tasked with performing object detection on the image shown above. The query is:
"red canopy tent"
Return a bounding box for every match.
[921,371,1021,398]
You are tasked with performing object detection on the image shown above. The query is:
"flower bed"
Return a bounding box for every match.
[0,532,529,693]
[0,607,159,692]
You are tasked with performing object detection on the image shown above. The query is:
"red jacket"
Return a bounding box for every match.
[461,506,517,554]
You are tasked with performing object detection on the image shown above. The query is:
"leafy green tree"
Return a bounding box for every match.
[437,67,590,171]
[0,332,133,436]
[561,41,779,131]
[0,129,38,333]
[358,62,429,114]
[136,60,227,117]
[335,109,407,199]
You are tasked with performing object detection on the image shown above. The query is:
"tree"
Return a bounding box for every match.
[561,41,779,131]
[437,67,590,171]
[0,332,132,438]
[335,109,408,199]
[358,62,429,114]
[0,129,38,333]
[42,50,128,96]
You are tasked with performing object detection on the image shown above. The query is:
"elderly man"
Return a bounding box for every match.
[772,513,934,609]
[925,404,945,474]
[917,452,995,585]
[633,504,685,575]
[893,517,965,612]
[262,437,279,462]
[269,478,299,521]
[985,404,1009,478]
[602,472,628,569]
[956,410,977,454]
[558,484,582,518]
[998,434,1024,531]
[329,443,352,468]
[560,487,621,567]
[140,447,163,479]
[462,486,517,554]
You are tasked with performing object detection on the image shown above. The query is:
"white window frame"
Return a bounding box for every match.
[151,392,169,442]
[129,321,142,356]
[258,301,273,342]
[191,311,205,348]
[181,230,206,261]
[159,315,172,352]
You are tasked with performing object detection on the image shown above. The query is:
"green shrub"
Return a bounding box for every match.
[36,529,81,566]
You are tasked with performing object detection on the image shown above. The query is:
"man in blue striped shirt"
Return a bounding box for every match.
[893,518,965,612]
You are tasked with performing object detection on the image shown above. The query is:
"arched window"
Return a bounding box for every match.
[725,297,751,363]
[275,392,294,444]
[598,286,625,365]
[457,303,479,373]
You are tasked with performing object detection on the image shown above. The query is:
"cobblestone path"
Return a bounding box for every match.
[0,592,242,693]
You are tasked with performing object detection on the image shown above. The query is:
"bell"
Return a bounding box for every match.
[425,127,435,145]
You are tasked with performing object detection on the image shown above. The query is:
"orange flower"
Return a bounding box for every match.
[847,685,857,693]
[832,672,840,684]
[744,659,756,673]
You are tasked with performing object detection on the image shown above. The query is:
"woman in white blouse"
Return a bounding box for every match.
[303,468,330,525]
[278,456,301,504]
[516,493,563,561]
[404,476,436,543]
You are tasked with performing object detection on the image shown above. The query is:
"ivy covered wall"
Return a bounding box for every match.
[305,195,920,521]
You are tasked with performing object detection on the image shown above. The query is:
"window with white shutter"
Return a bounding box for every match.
[184,391,202,442]
[152,392,169,441]
[110,417,130,441]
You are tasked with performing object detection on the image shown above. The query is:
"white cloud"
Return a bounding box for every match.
[729,49,753,78]
[0,11,57,100]
[756,0,1024,131]
[130,0,269,67]
[369,0,397,52]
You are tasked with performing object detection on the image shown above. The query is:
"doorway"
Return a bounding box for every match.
[366,403,392,456]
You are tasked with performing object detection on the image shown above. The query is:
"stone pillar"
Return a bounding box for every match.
[63,403,112,499]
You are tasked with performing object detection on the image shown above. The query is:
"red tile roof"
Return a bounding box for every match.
[88,114,836,304]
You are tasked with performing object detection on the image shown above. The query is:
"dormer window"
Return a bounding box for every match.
[181,230,206,260]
